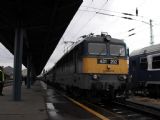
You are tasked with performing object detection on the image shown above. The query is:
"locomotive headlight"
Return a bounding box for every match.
[118,75,127,81]
[93,74,98,80]
[123,75,127,80]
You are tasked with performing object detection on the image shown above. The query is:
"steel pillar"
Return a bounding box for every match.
[13,27,23,101]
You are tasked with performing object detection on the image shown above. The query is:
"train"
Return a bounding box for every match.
[129,43,160,98]
[44,33,129,100]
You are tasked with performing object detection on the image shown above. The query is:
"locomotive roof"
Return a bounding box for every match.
[85,36,125,44]
[50,35,126,70]
[130,43,160,57]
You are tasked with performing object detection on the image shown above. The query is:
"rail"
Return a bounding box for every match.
[113,100,160,118]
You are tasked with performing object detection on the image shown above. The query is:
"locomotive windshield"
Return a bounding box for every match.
[88,43,106,55]
[110,44,125,56]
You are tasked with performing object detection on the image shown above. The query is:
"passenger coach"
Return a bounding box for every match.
[129,44,160,97]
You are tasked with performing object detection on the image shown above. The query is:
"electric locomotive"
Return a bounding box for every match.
[51,33,129,100]
[129,44,160,97]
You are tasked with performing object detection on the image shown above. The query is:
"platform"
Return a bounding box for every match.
[0,80,48,120]
[0,80,107,120]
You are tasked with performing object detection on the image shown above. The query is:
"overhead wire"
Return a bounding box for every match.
[111,21,150,40]
[63,0,160,49]
[74,4,155,43]
[62,0,110,54]
[63,0,94,42]
[70,0,109,41]
[62,1,95,53]
[62,0,109,53]
[81,1,160,25]
[64,0,158,45]
[45,0,158,69]
[79,7,160,31]
[81,5,145,19]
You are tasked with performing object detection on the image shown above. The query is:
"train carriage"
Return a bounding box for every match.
[129,44,160,97]
[50,33,129,100]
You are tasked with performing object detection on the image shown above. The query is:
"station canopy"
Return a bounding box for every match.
[0,0,82,75]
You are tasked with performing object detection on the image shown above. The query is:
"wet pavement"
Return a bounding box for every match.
[46,87,101,120]
[0,80,48,120]
[0,80,111,120]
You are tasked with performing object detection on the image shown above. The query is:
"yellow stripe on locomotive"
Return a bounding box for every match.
[82,57,128,74]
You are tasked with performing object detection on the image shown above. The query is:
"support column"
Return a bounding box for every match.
[149,19,154,45]
[27,56,31,89]
[13,27,23,101]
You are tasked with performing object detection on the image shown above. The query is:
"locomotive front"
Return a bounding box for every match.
[81,34,128,97]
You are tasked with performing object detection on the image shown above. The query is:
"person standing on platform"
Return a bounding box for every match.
[0,66,5,96]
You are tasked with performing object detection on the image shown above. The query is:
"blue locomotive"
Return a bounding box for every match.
[129,44,160,97]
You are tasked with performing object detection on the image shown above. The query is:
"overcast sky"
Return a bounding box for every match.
[0,0,160,71]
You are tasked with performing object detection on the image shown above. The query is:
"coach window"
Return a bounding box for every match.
[140,57,148,70]
[88,43,106,55]
[152,55,160,69]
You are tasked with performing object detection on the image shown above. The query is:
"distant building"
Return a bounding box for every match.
[22,69,27,77]
[2,66,27,80]
[4,66,14,80]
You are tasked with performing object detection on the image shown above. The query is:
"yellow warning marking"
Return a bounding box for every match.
[65,95,110,120]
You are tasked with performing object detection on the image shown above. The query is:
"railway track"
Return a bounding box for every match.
[79,99,158,120]
[51,86,159,120]
[113,99,160,119]
[64,93,159,120]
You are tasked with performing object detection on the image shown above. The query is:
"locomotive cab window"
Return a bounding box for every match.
[88,43,106,55]
[152,55,160,69]
[140,57,148,70]
[110,44,125,56]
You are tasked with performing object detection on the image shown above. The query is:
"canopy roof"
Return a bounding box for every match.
[0,0,82,75]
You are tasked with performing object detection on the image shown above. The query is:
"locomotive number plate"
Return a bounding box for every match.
[97,58,119,64]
